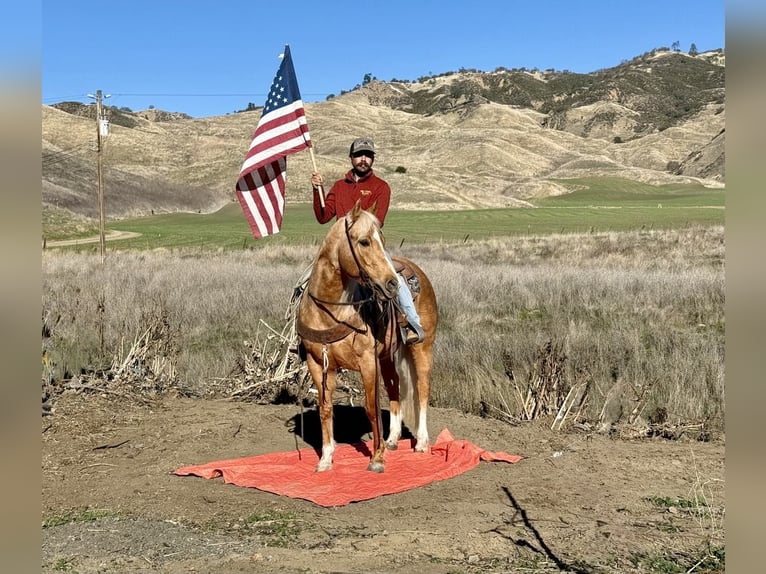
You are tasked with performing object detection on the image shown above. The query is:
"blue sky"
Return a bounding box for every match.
[41,0,725,118]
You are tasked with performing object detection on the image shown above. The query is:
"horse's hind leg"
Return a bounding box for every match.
[307,355,336,472]
[380,357,402,450]
[411,343,434,452]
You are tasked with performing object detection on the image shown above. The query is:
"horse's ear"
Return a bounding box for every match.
[350,199,363,220]
[368,200,378,215]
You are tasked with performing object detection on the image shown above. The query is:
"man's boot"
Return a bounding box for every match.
[402,322,426,345]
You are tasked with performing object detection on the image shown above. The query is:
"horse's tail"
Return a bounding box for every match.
[397,348,420,435]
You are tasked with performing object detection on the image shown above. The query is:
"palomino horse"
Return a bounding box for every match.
[295,201,438,473]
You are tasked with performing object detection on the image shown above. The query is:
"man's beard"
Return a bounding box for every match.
[353,162,371,177]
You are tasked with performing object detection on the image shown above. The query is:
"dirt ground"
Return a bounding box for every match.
[41,393,724,574]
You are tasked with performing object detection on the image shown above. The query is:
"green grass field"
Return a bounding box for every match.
[538,177,725,207]
[56,178,725,250]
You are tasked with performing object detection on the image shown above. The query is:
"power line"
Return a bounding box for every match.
[111,92,331,97]
[42,94,91,103]
[43,91,332,102]
[42,143,93,168]
[112,92,270,97]
[43,143,90,160]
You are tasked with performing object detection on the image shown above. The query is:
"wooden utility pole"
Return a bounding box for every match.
[90,89,107,262]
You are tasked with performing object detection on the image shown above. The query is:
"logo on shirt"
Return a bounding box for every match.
[360,189,371,196]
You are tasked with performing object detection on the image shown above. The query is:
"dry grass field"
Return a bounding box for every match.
[42,227,724,432]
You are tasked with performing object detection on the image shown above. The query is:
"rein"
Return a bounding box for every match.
[296,212,393,347]
[307,291,375,307]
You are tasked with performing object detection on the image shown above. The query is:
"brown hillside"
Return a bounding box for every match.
[42,50,724,219]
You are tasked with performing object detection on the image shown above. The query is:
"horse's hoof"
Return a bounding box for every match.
[367,460,385,473]
[385,440,399,451]
[414,442,430,453]
[316,461,333,472]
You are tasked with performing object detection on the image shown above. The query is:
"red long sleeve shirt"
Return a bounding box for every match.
[312,169,391,225]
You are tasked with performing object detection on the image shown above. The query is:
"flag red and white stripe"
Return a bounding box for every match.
[236,45,311,238]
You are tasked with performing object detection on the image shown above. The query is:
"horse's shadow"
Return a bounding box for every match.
[288,405,414,458]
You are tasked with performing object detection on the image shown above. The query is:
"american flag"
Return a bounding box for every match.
[236,45,312,238]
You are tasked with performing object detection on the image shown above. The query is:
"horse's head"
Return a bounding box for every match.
[340,201,399,300]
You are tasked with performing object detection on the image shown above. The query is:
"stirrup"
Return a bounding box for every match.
[401,323,425,345]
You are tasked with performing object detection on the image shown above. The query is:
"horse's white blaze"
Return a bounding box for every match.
[387,410,402,446]
[415,409,429,452]
[374,230,398,275]
[317,440,336,472]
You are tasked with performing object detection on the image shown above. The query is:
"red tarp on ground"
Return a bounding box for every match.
[174,428,522,507]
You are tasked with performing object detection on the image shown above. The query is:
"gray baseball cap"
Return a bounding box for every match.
[349,137,375,156]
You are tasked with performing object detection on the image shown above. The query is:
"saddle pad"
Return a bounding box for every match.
[174,428,522,507]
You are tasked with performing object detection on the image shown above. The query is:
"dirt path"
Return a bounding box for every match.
[44,230,141,248]
[41,394,724,573]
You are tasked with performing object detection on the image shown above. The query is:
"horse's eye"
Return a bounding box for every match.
[358,239,371,247]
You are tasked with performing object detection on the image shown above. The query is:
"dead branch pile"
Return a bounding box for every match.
[514,340,568,420]
[217,297,364,405]
[109,311,178,390]
[51,311,180,406]
[41,307,183,413]
[571,417,714,441]
[496,340,590,431]
[218,318,309,403]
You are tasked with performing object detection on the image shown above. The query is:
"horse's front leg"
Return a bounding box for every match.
[306,354,336,472]
[361,358,386,473]
[380,357,402,450]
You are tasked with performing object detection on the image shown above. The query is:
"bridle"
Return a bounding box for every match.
[306,214,380,308]
[344,216,373,287]
[298,212,398,351]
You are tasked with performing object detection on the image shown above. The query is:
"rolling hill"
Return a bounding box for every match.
[42,48,724,221]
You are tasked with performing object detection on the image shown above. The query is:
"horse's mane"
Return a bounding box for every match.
[344,207,381,236]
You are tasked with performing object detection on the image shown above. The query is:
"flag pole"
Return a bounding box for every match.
[308,146,325,208]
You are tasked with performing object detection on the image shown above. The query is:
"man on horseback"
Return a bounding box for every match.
[307,137,425,345]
